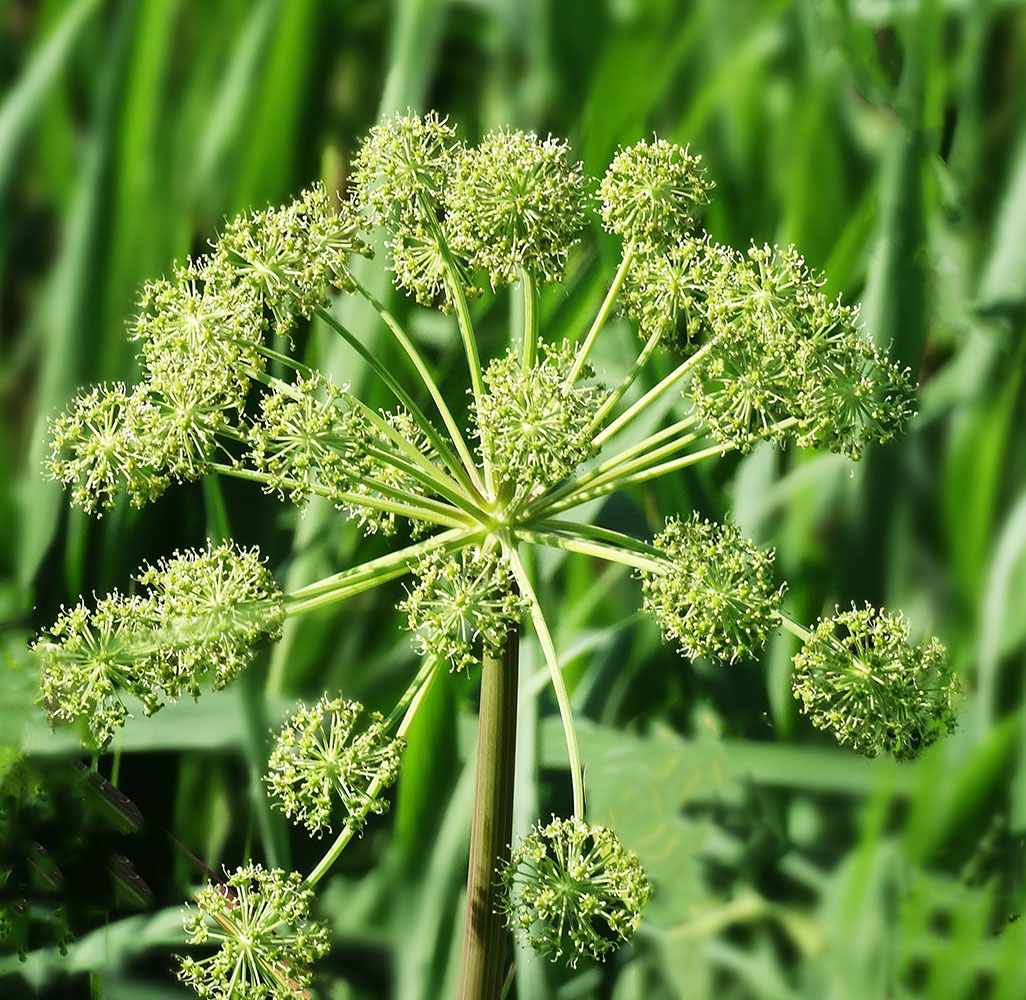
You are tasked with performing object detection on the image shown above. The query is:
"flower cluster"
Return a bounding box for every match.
[34,543,283,745]
[353,112,586,305]
[689,244,916,459]
[401,547,526,671]
[640,514,783,664]
[205,183,370,335]
[792,604,957,761]
[501,816,651,967]
[265,696,404,837]
[47,183,370,516]
[598,137,711,245]
[448,128,586,286]
[178,864,329,1000]
[475,342,605,502]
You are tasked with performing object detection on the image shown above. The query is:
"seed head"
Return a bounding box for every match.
[178,863,329,1000]
[641,514,784,664]
[265,696,404,837]
[501,816,651,967]
[792,603,958,761]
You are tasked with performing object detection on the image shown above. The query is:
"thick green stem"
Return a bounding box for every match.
[457,631,519,1000]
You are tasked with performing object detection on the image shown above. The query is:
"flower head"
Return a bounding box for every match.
[501,816,650,967]
[207,183,370,335]
[136,542,285,695]
[447,128,586,285]
[641,514,784,663]
[265,696,404,836]
[792,603,958,761]
[598,137,712,246]
[475,342,605,502]
[621,235,735,347]
[353,110,461,227]
[34,593,163,746]
[401,547,526,671]
[178,864,329,1000]
[688,243,916,458]
[34,543,284,746]
[46,383,169,514]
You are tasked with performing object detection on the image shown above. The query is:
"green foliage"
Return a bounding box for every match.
[4,2,1026,999]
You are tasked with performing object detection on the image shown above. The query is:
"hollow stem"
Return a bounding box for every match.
[456,624,519,1000]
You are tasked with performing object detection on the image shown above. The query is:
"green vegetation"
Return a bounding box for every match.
[2,2,1026,999]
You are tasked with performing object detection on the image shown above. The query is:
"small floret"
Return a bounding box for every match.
[401,547,526,671]
[447,128,586,286]
[598,137,712,245]
[178,863,329,1000]
[266,696,404,836]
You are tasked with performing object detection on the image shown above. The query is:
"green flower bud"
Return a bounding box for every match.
[501,816,650,967]
[598,137,712,245]
[474,342,604,502]
[265,695,404,837]
[792,603,958,761]
[447,128,586,286]
[178,863,329,1000]
[641,514,784,663]
[401,547,526,671]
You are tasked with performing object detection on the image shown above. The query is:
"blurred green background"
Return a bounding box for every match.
[2,0,1026,997]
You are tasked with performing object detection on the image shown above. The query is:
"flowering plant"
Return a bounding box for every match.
[36,112,957,998]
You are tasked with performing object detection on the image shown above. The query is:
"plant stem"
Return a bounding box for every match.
[566,240,635,385]
[593,336,718,446]
[508,548,585,819]
[350,278,486,497]
[520,268,539,372]
[456,629,519,1000]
